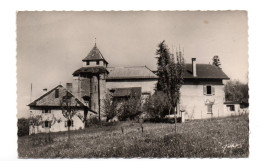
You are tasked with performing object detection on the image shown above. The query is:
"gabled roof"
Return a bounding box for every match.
[28,85,97,113]
[72,66,109,76]
[82,44,108,64]
[106,66,158,80]
[110,87,142,97]
[184,64,229,79]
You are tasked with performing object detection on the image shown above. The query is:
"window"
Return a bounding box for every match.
[42,108,51,114]
[42,121,51,128]
[55,89,59,98]
[65,120,74,127]
[96,60,99,65]
[207,104,213,114]
[207,86,212,94]
[227,105,235,111]
[87,61,90,65]
[203,85,215,95]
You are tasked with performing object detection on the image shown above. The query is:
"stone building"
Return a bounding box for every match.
[28,43,231,133]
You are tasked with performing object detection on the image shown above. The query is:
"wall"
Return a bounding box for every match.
[29,108,84,134]
[223,104,249,117]
[180,84,225,120]
[106,79,157,94]
[82,60,105,67]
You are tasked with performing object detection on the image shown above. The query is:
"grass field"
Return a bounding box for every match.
[18,115,249,158]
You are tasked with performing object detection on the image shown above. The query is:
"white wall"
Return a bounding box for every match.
[82,60,105,67]
[180,84,225,120]
[29,108,85,134]
[106,79,157,94]
[223,104,249,117]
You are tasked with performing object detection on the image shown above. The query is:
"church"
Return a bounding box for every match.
[28,43,231,134]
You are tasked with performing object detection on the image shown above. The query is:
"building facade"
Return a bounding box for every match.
[28,43,231,133]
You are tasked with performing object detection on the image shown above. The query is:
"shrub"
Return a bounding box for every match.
[18,118,29,137]
[118,96,142,121]
[88,117,100,125]
[143,91,172,119]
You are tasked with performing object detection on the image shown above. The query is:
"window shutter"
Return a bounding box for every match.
[42,122,44,128]
[203,85,206,95]
[212,85,215,95]
[65,121,67,127]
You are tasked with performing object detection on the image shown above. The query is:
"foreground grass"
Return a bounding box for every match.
[18,115,249,158]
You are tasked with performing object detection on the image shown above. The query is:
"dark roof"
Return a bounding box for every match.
[106,66,158,80]
[28,85,96,113]
[110,87,141,97]
[106,64,228,80]
[184,64,229,79]
[73,66,109,76]
[82,44,108,64]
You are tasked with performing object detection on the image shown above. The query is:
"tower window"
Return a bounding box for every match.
[96,60,99,65]
[87,61,90,65]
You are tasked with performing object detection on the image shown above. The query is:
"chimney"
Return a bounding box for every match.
[42,88,47,94]
[192,58,197,77]
[66,83,73,93]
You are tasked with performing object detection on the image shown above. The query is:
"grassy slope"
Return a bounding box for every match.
[18,115,249,158]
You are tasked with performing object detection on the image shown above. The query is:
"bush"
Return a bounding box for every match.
[118,96,142,121]
[87,117,100,125]
[143,91,172,119]
[18,118,29,137]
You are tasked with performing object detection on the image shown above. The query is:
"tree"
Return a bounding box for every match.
[29,114,43,135]
[155,40,185,133]
[212,55,221,68]
[102,93,118,122]
[60,91,79,143]
[224,80,249,102]
[143,91,171,119]
[156,40,171,91]
[118,95,142,121]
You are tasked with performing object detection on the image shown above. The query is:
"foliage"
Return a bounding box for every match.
[224,80,249,102]
[118,95,142,121]
[18,115,249,158]
[155,40,185,132]
[155,40,171,91]
[18,118,30,137]
[212,55,221,68]
[60,91,80,142]
[102,93,118,122]
[143,91,171,118]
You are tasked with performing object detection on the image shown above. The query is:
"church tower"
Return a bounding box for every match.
[72,43,108,122]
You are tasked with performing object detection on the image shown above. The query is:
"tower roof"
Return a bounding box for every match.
[82,44,108,64]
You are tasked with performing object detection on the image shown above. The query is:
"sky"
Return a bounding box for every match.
[17,11,248,118]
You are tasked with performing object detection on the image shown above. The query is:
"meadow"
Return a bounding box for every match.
[18,115,249,158]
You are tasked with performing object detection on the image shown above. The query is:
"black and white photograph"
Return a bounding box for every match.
[16,11,249,158]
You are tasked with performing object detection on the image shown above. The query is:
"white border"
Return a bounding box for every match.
[0,0,259,160]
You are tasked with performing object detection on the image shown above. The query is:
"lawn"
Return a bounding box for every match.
[18,115,249,158]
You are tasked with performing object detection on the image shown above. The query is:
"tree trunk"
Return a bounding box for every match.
[174,107,177,133]
[48,127,51,142]
[68,125,70,144]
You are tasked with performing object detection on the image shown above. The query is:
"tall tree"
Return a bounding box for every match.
[155,40,185,133]
[212,55,221,68]
[156,40,171,91]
